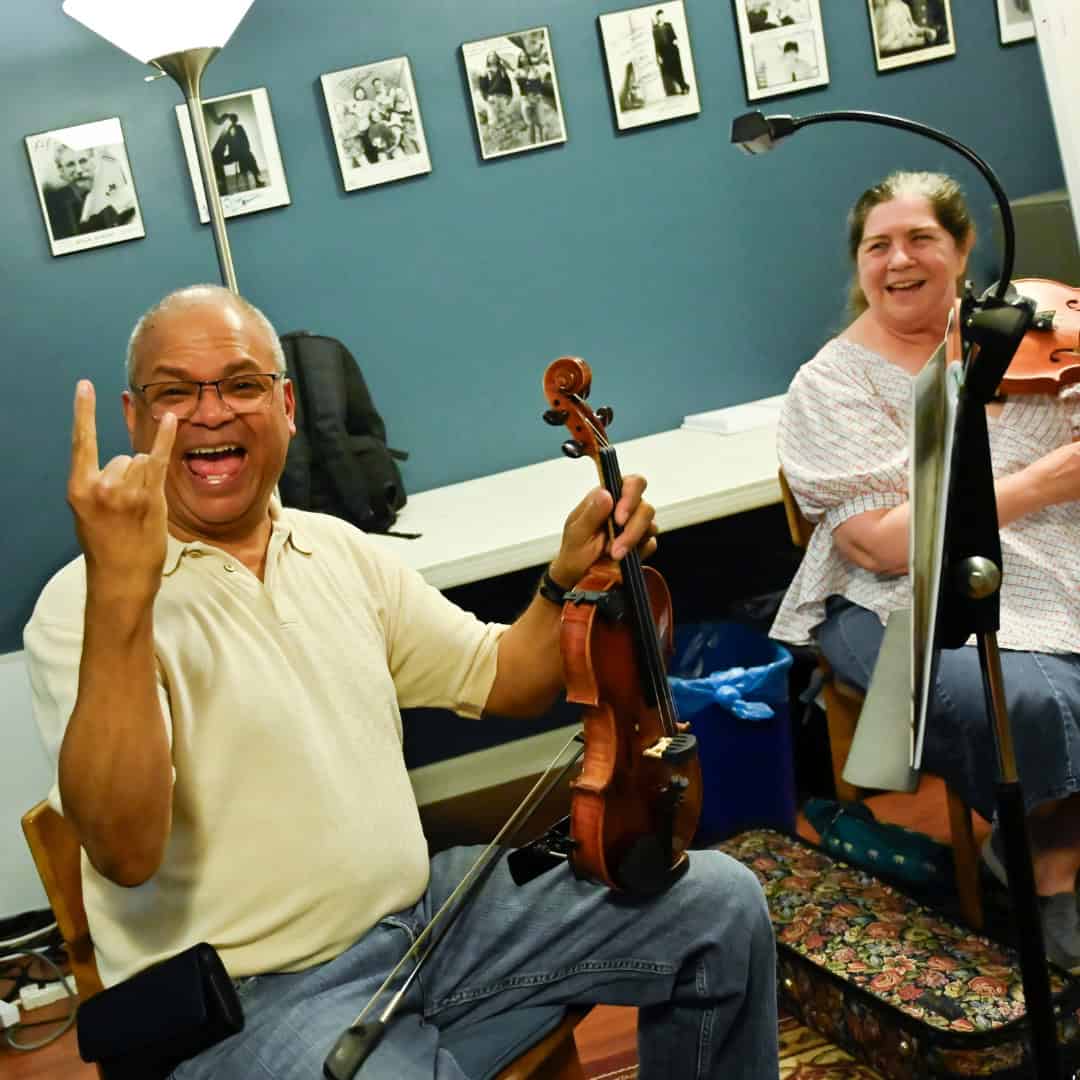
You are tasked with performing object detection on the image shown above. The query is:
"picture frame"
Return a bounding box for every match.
[174,87,290,223]
[732,0,830,102]
[599,2,701,130]
[462,26,567,160]
[995,0,1035,44]
[320,56,433,192]
[25,117,145,257]
[866,0,956,72]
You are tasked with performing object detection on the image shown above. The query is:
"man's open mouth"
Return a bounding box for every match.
[184,445,247,484]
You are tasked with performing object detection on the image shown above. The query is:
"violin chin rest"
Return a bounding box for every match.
[616,835,691,897]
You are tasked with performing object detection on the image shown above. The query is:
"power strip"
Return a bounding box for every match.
[18,975,76,1012]
[0,999,20,1030]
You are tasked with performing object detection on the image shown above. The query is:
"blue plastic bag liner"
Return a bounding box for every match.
[667,672,779,721]
[670,620,792,692]
[668,621,795,842]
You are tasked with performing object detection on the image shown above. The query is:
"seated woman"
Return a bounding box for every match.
[771,171,1080,970]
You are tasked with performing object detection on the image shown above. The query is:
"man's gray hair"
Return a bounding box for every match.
[54,143,94,168]
[125,284,286,387]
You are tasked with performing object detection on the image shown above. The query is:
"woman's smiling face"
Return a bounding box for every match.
[856,193,970,335]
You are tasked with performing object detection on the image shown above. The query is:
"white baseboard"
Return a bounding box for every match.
[408,723,580,806]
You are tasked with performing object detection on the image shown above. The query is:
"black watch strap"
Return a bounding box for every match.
[538,568,571,605]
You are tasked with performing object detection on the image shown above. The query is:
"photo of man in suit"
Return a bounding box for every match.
[653,8,691,94]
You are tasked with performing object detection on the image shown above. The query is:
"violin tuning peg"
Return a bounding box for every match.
[561,439,585,459]
[596,407,614,427]
[543,408,569,426]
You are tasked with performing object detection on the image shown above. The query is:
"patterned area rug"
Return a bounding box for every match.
[778,1012,884,1078]
[580,1012,883,1079]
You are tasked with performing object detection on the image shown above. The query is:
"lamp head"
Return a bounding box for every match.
[62,0,256,65]
[730,111,797,155]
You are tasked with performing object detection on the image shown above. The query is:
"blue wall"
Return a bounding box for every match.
[0,1,1063,652]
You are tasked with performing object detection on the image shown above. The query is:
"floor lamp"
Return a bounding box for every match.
[732,108,1063,1077]
[62,0,257,294]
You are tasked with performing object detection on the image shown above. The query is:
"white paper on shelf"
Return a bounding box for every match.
[681,394,785,435]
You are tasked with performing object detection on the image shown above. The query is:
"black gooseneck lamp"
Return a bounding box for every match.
[732,109,1065,1079]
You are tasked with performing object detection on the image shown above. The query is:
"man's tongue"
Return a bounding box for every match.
[186,449,245,480]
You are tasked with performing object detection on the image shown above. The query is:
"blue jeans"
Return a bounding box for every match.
[171,845,777,1079]
[816,598,1080,821]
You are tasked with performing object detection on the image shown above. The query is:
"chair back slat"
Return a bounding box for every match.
[778,469,814,550]
[21,800,104,1000]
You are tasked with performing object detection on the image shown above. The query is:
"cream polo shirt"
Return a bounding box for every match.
[23,503,506,987]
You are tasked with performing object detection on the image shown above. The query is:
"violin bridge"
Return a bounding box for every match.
[643,737,672,759]
[642,732,698,763]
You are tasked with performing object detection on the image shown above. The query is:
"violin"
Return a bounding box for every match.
[997,278,1080,395]
[542,357,702,896]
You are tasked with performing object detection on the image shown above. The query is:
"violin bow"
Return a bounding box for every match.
[323,730,584,1080]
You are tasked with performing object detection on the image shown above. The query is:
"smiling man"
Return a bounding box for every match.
[23,285,778,1079]
[121,292,294,574]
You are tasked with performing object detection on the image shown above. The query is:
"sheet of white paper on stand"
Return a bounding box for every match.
[681,394,785,435]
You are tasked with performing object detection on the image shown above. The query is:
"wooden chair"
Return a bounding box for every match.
[21,800,586,1079]
[778,469,984,929]
[21,801,103,1003]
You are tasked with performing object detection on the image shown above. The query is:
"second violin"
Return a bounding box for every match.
[996,277,1080,395]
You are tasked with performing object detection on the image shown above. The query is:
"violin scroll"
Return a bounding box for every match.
[542,357,613,461]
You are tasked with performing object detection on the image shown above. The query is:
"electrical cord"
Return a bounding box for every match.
[2,948,77,1052]
[0,918,59,951]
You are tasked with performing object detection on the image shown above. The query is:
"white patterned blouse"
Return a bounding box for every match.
[769,337,1080,654]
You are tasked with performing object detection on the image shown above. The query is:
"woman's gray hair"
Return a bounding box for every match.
[845,171,974,318]
[125,284,286,387]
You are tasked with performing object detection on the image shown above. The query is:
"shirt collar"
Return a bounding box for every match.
[162,496,314,576]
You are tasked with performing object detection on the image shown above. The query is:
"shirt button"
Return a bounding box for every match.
[224,563,236,573]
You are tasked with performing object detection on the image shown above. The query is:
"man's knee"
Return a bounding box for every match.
[685,850,771,937]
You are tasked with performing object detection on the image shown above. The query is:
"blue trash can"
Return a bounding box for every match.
[669,621,795,843]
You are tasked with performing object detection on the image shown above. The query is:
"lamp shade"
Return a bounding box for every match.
[62,0,256,64]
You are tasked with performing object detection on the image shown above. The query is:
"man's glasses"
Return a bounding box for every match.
[132,372,284,421]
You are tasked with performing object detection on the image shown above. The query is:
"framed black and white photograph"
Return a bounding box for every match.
[321,56,432,191]
[462,26,567,160]
[599,2,701,130]
[25,117,145,257]
[732,1,830,101]
[175,87,289,223]
[867,0,956,71]
[996,0,1035,44]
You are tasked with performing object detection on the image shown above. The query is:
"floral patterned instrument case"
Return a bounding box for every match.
[717,829,1080,1078]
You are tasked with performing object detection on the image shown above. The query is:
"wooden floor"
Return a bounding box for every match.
[0,1017,93,1079]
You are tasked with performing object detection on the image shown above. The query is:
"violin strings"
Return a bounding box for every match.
[567,395,677,734]
[603,449,678,736]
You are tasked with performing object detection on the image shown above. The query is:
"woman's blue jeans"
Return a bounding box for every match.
[171,845,777,1079]
[816,597,1080,821]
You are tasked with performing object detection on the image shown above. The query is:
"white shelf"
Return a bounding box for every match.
[368,419,781,589]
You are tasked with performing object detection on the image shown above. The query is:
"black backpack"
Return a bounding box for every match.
[278,330,408,533]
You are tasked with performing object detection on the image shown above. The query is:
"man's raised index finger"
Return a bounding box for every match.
[149,412,178,470]
[71,380,99,478]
